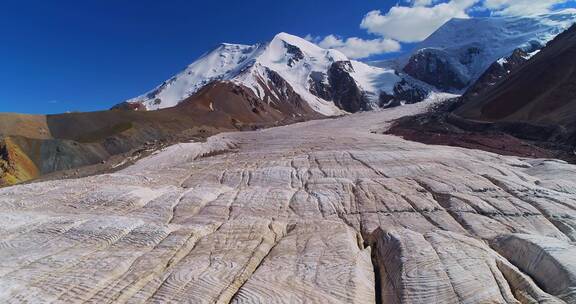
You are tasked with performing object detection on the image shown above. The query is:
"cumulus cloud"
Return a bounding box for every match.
[304,34,317,42]
[407,0,436,6]
[316,35,401,59]
[483,0,574,15]
[310,0,573,59]
[360,0,479,43]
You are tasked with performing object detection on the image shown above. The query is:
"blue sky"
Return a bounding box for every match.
[1,0,575,114]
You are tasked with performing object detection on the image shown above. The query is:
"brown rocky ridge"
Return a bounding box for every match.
[388,24,576,163]
[0,81,321,187]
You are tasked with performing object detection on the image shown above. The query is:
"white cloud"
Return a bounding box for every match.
[317,35,401,59]
[304,34,317,42]
[483,0,573,15]
[309,0,573,59]
[406,0,436,6]
[360,0,480,43]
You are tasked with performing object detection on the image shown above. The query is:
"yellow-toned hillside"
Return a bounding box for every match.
[0,137,40,186]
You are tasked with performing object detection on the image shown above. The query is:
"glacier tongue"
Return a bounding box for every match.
[2,99,576,303]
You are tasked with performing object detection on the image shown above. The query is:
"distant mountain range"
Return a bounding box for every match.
[115,32,431,114]
[117,9,576,114]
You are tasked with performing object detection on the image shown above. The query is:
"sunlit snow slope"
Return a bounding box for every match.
[123,33,420,115]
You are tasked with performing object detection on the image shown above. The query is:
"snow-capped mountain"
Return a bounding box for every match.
[119,10,575,115]
[377,9,576,92]
[123,43,263,110]
[119,33,430,115]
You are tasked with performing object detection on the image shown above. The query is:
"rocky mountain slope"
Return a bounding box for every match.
[377,9,576,93]
[118,33,433,114]
[1,100,575,303]
[456,23,576,135]
[0,82,320,186]
[388,23,576,163]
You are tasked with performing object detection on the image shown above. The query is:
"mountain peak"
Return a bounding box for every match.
[269,32,348,63]
[271,32,325,52]
[272,32,307,43]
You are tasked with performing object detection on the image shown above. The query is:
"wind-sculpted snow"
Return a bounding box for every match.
[1,100,575,303]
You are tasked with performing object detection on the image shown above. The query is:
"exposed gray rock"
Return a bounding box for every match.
[403,48,471,91]
[327,61,370,113]
[308,71,333,101]
[283,42,305,67]
[464,48,532,99]
[380,79,430,108]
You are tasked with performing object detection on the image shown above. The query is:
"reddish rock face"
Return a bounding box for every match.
[387,124,558,160]
[177,80,321,124]
[0,80,323,186]
[111,102,147,111]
